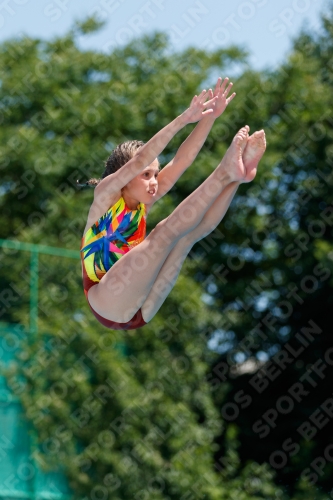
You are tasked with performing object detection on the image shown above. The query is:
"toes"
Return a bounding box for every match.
[248,130,266,146]
[237,126,250,139]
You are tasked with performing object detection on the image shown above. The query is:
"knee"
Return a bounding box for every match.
[155,217,172,231]
[155,219,167,231]
[155,216,184,241]
[144,228,169,259]
[152,218,175,245]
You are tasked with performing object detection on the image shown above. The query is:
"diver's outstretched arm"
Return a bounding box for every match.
[154,77,236,201]
[94,90,218,199]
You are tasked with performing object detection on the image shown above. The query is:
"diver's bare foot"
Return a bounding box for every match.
[220,126,250,182]
[242,130,266,183]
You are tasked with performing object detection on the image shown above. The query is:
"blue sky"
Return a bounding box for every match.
[1,0,331,69]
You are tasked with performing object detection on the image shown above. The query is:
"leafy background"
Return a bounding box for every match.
[1,9,333,499]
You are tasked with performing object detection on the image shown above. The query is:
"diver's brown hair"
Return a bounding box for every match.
[77,140,145,188]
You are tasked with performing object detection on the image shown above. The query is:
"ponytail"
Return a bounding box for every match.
[76,178,100,188]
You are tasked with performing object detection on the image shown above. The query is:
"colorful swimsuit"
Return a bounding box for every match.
[80,196,147,330]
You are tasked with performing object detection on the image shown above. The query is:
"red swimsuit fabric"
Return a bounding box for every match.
[81,254,147,330]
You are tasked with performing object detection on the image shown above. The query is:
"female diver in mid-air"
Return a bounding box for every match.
[80,77,266,330]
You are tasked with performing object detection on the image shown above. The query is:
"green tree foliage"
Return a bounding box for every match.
[0,20,286,500]
[207,7,333,497]
[1,7,333,498]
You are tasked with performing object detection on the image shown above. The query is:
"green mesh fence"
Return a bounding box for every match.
[0,240,79,500]
[0,322,71,500]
